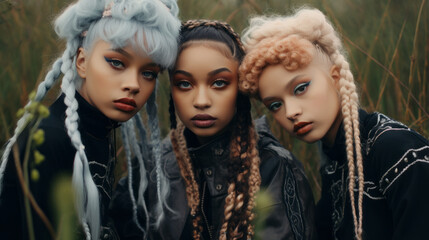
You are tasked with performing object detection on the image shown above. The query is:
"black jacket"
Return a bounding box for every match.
[111,116,317,240]
[316,109,429,240]
[0,93,120,240]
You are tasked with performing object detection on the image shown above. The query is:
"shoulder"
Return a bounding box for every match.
[254,116,317,240]
[364,111,428,155]
[362,112,429,193]
[161,135,181,179]
[254,115,303,173]
[364,111,428,162]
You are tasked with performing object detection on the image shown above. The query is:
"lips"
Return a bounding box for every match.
[293,122,312,135]
[191,114,217,128]
[113,98,137,112]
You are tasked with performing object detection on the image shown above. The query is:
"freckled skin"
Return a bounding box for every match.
[258,60,342,146]
[171,45,239,144]
[76,40,159,122]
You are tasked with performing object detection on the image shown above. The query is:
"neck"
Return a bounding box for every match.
[196,127,228,146]
[322,111,343,147]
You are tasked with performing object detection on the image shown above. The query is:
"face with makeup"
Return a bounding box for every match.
[171,44,239,143]
[258,57,342,145]
[76,40,160,122]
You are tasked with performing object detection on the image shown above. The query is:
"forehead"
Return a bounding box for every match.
[259,64,305,91]
[175,45,238,71]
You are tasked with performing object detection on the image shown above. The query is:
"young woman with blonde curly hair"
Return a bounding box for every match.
[111,19,317,240]
[239,7,429,240]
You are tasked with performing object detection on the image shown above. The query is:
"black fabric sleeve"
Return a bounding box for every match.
[370,130,429,240]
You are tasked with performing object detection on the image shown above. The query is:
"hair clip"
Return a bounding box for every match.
[102,1,114,18]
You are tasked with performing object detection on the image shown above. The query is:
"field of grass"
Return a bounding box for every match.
[0,0,427,202]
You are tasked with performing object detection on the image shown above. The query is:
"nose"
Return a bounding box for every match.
[122,71,140,94]
[193,87,211,109]
[284,99,302,121]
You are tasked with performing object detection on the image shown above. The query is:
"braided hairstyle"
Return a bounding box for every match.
[168,20,262,240]
[239,8,364,240]
[0,0,180,239]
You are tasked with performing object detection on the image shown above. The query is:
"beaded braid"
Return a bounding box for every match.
[239,8,364,239]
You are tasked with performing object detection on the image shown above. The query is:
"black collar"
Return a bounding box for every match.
[51,92,120,139]
[184,127,231,169]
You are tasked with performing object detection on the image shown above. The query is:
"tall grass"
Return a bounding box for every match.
[0,0,427,202]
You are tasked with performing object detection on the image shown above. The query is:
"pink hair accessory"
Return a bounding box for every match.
[102,1,114,18]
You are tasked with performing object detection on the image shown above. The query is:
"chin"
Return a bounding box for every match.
[191,128,221,138]
[107,113,135,123]
[297,134,322,144]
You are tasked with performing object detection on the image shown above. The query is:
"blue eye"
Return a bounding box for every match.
[213,80,228,88]
[268,101,282,112]
[142,71,158,81]
[294,81,311,95]
[104,57,124,69]
[176,81,192,89]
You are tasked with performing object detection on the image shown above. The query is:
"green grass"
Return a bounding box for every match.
[1,0,427,202]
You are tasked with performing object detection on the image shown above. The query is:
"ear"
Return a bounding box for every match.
[330,65,341,88]
[76,47,87,79]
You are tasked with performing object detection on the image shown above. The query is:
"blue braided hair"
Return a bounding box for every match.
[0,0,180,239]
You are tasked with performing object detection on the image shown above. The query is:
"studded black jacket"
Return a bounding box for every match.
[316,109,429,240]
[111,116,318,240]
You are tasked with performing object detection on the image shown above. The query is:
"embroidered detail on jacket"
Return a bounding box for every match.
[328,163,346,240]
[379,146,429,194]
[365,113,409,155]
[362,181,385,200]
[283,164,304,240]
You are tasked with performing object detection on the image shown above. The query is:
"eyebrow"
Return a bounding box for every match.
[208,67,231,76]
[173,70,192,77]
[173,67,232,79]
[261,74,304,102]
[112,48,132,59]
[112,48,160,69]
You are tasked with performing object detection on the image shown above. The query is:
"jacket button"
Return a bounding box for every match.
[206,169,213,176]
[215,184,223,191]
[214,149,224,156]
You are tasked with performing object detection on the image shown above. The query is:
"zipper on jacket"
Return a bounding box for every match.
[201,181,214,240]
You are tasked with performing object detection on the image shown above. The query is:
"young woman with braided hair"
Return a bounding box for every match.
[112,19,317,240]
[0,0,180,239]
[239,7,429,240]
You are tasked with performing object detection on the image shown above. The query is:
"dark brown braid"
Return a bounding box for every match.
[169,94,177,129]
[220,93,261,240]
[181,19,245,54]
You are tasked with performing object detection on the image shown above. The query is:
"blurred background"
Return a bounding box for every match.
[0,0,428,201]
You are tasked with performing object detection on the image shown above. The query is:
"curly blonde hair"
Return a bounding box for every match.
[239,8,364,240]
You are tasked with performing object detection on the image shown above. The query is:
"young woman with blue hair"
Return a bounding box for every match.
[0,0,180,239]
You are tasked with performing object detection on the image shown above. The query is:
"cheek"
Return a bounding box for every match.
[171,92,188,118]
[222,90,238,118]
[273,113,293,133]
[311,88,339,113]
